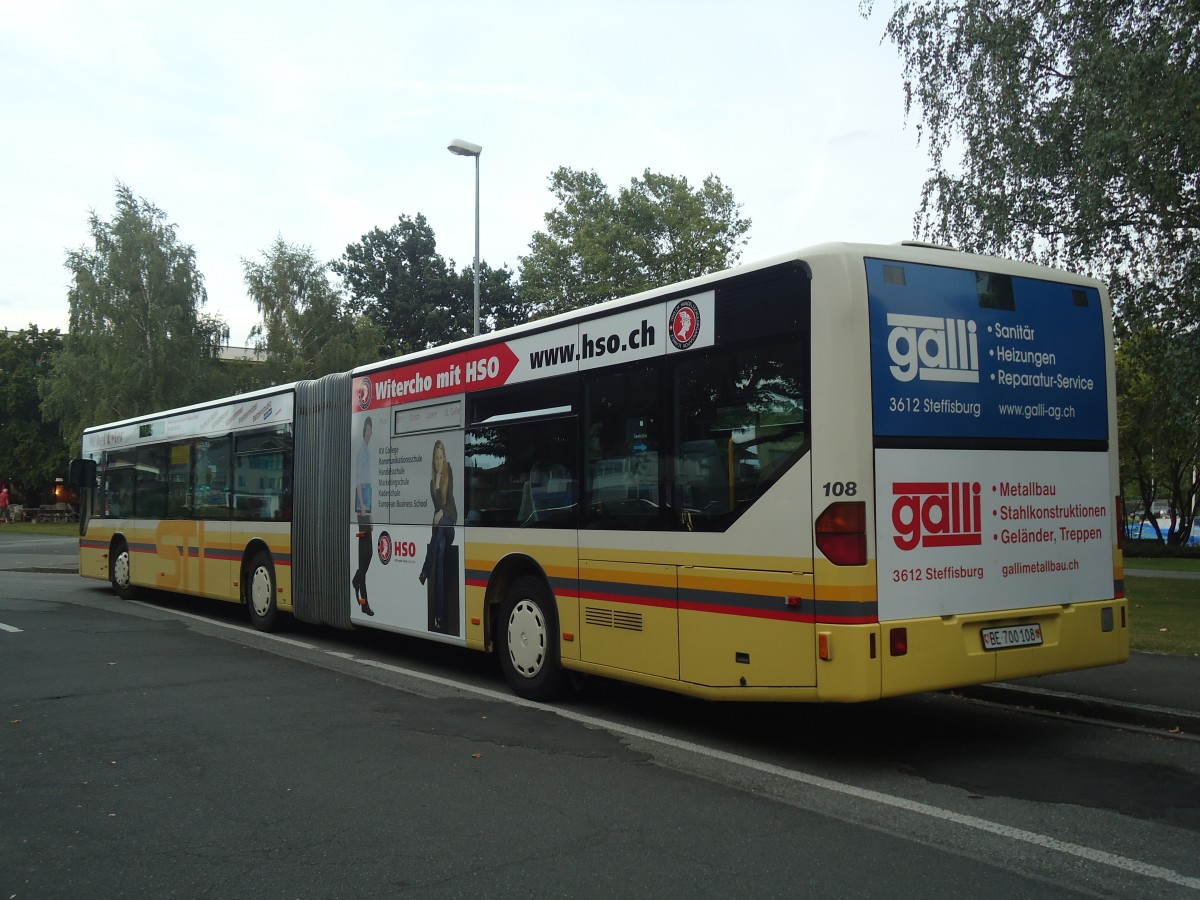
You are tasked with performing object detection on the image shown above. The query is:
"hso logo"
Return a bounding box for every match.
[377,531,392,564]
[356,376,372,410]
[892,481,982,551]
[886,314,979,383]
[669,299,701,350]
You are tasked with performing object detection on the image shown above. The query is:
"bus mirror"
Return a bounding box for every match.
[67,458,96,488]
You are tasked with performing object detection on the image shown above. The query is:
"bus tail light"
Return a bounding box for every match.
[889,627,908,656]
[816,501,867,566]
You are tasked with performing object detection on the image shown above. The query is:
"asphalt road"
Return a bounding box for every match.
[2,535,1198,898]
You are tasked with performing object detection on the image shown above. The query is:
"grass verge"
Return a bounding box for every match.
[1125,573,1200,657]
[0,522,80,538]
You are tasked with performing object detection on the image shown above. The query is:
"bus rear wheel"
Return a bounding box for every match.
[245,551,280,632]
[110,539,136,600]
[497,575,570,701]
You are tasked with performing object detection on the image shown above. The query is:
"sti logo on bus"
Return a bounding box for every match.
[892,481,982,551]
[669,299,701,350]
[886,314,979,383]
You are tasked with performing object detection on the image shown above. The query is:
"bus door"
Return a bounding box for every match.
[191,436,233,600]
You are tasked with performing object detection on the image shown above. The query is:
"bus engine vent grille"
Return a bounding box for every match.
[584,607,643,632]
[613,611,642,631]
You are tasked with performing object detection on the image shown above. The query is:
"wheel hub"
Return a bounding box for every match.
[507,599,546,678]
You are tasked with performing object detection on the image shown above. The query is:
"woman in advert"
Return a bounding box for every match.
[419,439,456,631]
[352,416,375,616]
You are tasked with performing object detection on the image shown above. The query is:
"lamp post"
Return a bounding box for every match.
[447,138,482,336]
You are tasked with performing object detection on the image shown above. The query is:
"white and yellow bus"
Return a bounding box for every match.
[70,242,1128,701]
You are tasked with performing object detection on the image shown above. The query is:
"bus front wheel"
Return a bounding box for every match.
[497,575,570,701]
[110,539,136,600]
[245,551,280,632]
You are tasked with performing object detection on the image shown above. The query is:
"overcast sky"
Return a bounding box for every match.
[0,1,930,345]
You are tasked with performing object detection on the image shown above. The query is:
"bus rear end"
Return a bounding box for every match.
[859,249,1127,698]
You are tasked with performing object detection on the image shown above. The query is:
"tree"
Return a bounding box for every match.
[1115,326,1200,546]
[332,213,521,356]
[40,183,229,449]
[518,167,752,317]
[452,261,524,333]
[0,327,71,505]
[865,0,1200,549]
[864,0,1200,324]
[243,236,385,385]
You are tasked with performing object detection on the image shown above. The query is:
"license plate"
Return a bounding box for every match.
[981,623,1043,650]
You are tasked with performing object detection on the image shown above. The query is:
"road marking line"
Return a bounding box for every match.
[0,621,22,633]
[135,601,1200,891]
[128,601,318,649]
[349,654,1200,891]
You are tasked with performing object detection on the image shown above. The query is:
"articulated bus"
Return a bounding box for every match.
[69,242,1128,702]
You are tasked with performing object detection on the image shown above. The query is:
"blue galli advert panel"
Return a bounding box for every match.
[866,258,1109,442]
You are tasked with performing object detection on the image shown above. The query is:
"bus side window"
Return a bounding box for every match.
[465,421,577,528]
[583,362,662,529]
[136,445,169,519]
[465,377,577,529]
[673,341,808,531]
[194,436,231,520]
[232,426,292,521]
[167,441,192,517]
[675,439,729,516]
[102,449,137,518]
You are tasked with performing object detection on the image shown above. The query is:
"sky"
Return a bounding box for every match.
[0,0,931,347]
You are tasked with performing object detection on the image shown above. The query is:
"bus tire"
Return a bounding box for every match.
[245,551,280,632]
[110,539,136,600]
[497,575,570,701]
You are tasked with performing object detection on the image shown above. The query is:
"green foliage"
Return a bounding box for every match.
[0,327,71,503]
[243,236,385,385]
[332,213,521,356]
[40,183,229,449]
[866,0,1200,324]
[518,167,752,317]
[1115,326,1200,545]
[454,262,524,334]
[866,0,1200,549]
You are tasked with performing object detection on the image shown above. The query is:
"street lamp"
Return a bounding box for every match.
[447,138,482,336]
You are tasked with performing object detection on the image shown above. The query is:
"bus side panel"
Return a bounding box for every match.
[200,520,234,600]
[80,524,115,582]
[579,560,678,680]
[152,519,232,601]
[678,567,815,688]
[466,536,579,657]
[85,518,293,607]
[234,522,293,611]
